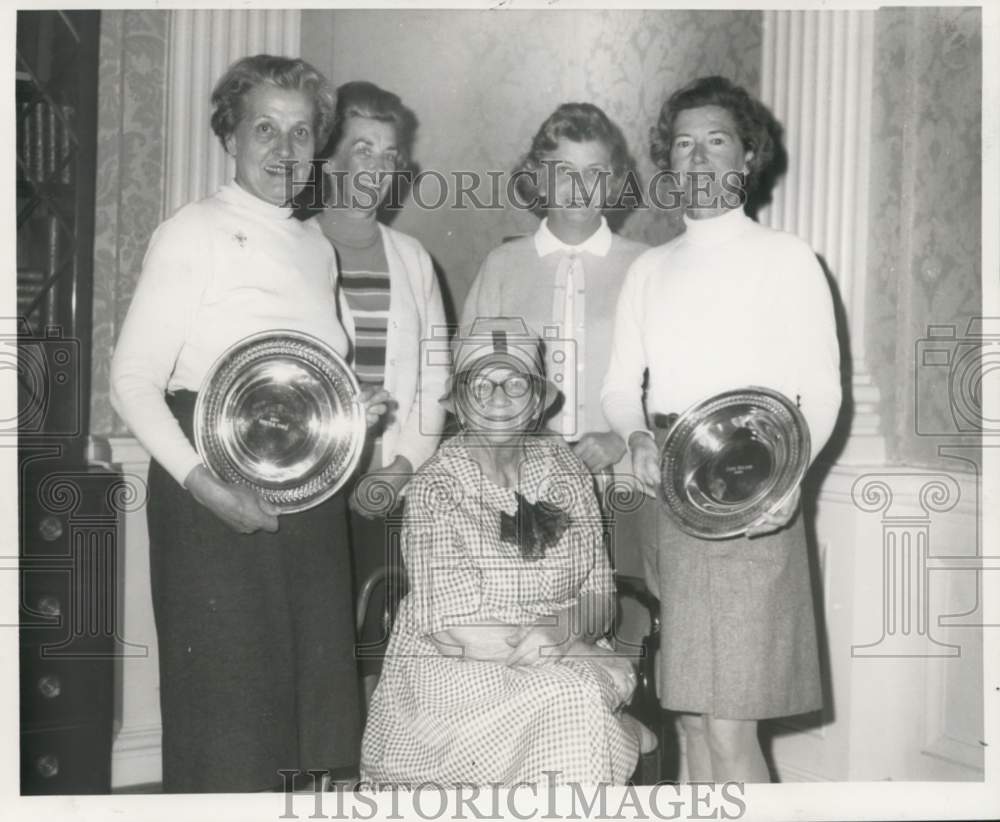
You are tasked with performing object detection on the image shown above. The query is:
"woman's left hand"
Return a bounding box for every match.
[504,622,573,667]
[746,485,802,538]
[359,386,393,427]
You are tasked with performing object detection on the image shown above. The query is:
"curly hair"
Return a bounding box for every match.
[649,76,779,195]
[210,54,337,149]
[513,102,636,211]
[321,80,418,169]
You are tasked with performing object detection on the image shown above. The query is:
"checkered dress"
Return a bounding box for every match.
[360,435,639,786]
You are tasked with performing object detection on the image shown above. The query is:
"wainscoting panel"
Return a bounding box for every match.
[100,437,160,789]
[769,464,983,782]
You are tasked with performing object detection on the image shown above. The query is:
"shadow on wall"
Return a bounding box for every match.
[744,114,789,223]
[742,115,848,770]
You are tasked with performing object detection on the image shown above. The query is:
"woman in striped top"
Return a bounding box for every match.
[307,81,447,701]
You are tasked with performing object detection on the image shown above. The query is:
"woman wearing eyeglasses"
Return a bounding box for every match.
[359,318,641,787]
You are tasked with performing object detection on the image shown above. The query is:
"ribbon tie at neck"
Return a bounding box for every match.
[499,492,570,561]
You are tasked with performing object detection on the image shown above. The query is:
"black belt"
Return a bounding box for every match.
[165,389,199,445]
[651,412,679,430]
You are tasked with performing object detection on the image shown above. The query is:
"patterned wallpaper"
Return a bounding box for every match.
[91,8,760,437]
[301,9,761,319]
[866,7,982,465]
[91,10,169,436]
[93,8,982,462]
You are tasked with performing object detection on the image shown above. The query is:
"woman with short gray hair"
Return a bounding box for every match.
[111,54,388,792]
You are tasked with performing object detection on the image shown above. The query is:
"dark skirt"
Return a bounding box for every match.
[645,429,822,720]
[147,391,361,792]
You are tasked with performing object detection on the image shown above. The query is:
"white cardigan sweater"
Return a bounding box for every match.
[339,223,447,472]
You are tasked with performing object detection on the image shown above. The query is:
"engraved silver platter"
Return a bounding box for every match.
[658,387,810,539]
[194,330,365,513]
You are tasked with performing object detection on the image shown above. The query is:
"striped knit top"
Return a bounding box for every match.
[319,213,391,388]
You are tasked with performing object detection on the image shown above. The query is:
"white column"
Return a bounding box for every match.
[163,9,302,217]
[759,10,885,464]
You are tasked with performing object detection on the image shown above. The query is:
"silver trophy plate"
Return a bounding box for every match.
[658,387,810,539]
[194,330,366,513]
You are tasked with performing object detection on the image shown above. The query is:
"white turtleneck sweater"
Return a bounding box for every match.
[110,182,349,486]
[601,207,841,464]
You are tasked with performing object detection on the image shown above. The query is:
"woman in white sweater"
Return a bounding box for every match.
[602,76,842,783]
[110,56,387,791]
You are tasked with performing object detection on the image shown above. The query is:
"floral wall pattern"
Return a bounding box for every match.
[90,10,168,436]
[92,8,982,462]
[866,7,982,466]
[301,9,761,318]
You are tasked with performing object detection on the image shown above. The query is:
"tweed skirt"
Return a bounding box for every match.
[146,391,361,792]
[643,433,823,719]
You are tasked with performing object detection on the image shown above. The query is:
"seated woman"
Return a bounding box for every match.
[360,318,641,787]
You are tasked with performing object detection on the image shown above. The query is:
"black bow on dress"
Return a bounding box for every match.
[499,492,570,561]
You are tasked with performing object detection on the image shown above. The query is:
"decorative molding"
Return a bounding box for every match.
[923,623,986,775]
[920,735,985,775]
[163,9,302,216]
[759,10,885,464]
[919,547,986,777]
[811,464,978,518]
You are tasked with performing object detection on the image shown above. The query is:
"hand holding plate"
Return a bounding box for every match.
[746,485,801,538]
[359,385,393,427]
[195,331,367,513]
[185,464,280,534]
[657,388,810,539]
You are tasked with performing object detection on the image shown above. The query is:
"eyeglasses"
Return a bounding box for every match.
[464,372,536,404]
